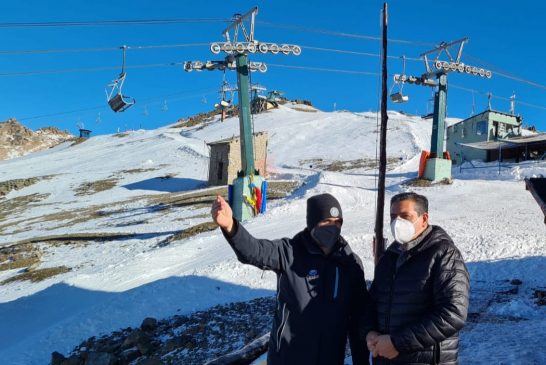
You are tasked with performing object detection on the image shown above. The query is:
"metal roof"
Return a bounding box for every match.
[457,133,546,150]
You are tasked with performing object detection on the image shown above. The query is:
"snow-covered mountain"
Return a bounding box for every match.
[0,104,544,364]
[0,119,73,161]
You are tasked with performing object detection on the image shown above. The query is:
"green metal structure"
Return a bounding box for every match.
[182,7,300,221]
[393,38,492,182]
[235,55,255,176]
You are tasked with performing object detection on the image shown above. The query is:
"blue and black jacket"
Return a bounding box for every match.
[223,219,371,365]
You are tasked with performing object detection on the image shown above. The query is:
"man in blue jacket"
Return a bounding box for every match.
[212,193,370,365]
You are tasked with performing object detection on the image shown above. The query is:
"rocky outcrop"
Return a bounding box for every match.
[51,297,275,365]
[0,119,73,160]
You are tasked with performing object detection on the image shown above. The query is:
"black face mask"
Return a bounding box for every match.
[311,225,341,250]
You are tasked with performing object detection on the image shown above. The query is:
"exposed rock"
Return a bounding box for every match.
[55,296,276,365]
[85,352,117,365]
[0,118,73,161]
[51,351,66,365]
[62,355,83,365]
[118,347,140,364]
[140,317,158,332]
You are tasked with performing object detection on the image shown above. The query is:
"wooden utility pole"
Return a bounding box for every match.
[374,2,388,266]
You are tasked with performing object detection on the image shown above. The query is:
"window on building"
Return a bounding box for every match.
[476,121,487,135]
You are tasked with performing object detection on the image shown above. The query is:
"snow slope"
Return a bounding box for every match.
[0,105,544,364]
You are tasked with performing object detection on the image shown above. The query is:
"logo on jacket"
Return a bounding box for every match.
[307,269,319,280]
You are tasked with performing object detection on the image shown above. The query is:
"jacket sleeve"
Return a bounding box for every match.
[222,218,288,273]
[348,254,372,365]
[390,245,470,353]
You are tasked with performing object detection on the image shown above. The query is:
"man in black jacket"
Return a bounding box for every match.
[212,193,370,365]
[364,192,469,365]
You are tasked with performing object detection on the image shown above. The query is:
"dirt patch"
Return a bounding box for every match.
[113,133,129,138]
[0,193,51,226]
[0,243,41,272]
[266,180,301,199]
[292,107,317,113]
[0,176,54,197]
[12,232,138,247]
[116,167,160,175]
[1,265,71,285]
[403,178,453,187]
[74,178,118,196]
[300,158,400,172]
[158,221,218,247]
[70,137,87,146]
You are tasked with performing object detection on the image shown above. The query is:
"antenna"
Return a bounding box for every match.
[509,92,516,115]
[488,92,492,110]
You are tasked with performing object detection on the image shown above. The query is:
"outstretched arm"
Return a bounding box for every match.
[212,195,287,272]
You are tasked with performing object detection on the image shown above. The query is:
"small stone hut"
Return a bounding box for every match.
[207,132,268,186]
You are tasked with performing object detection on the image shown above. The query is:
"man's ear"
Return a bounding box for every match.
[421,212,429,228]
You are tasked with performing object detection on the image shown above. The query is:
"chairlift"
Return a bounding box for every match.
[217,74,234,108]
[390,56,409,104]
[105,46,135,112]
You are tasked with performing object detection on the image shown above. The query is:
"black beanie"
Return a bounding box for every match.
[306,193,343,230]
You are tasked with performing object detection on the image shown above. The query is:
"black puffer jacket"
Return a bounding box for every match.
[364,225,469,365]
[223,219,370,365]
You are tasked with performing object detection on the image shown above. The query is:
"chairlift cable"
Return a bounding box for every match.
[257,21,434,47]
[0,18,230,28]
[0,42,211,55]
[0,62,183,77]
[19,88,218,121]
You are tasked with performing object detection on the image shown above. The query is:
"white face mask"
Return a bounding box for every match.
[390,217,416,244]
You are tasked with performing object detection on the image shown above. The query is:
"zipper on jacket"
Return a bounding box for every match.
[276,302,289,352]
[333,266,339,299]
[386,271,396,331]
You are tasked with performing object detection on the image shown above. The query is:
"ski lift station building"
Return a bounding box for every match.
[446,109,523,164]
[207,132,269,186]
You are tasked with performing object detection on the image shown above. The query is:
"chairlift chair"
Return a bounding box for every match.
[106,46,136,112]
[390,56,409,104]
[390,92,409,103]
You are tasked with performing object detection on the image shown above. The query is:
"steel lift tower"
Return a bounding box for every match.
[184,7,301,221]
[393,38,492,182]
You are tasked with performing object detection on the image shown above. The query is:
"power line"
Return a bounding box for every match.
[450,84,546,112]
[0,43,210,55]
[262,63,380,76]
[19,88,218,121]
[257,21,435,47]
[0,62,183,77]
[0,18,229,28]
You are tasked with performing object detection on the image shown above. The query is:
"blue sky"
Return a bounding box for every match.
[1,0,545,135]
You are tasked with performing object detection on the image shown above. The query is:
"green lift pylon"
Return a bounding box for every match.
[424,72,452,182]
[183,7,301,221]
[392,38,492,182]
[231,52,262,221]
